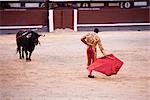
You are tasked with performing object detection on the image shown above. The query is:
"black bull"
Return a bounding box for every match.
[16,31,41,61]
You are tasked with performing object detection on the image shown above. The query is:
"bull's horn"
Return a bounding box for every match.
[42,34,45,37]
[39,34,45,37]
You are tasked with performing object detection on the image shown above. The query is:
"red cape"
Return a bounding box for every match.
[87,54,124,76]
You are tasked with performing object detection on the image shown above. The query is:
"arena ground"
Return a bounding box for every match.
[0,30,150,100]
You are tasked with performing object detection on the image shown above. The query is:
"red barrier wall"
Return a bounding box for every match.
[78,8,150,24]
[0,8,48,26]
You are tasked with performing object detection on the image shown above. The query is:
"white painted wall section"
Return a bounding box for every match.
[77,23,150,27]
[74,9,77,32]
[0,25,43,29]
[49,10,54,32]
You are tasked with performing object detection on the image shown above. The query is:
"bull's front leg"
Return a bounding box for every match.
[25,50,29,61]
[28,46,35,61]
[28,51,32,61]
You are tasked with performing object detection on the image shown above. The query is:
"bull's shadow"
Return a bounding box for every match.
[16,30,41,61]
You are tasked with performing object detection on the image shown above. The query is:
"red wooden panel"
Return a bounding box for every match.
[53,9,62,29]
[62,9,74,29]
[78,8,150,24]
[54,8,74,30]
[0,9,48,26]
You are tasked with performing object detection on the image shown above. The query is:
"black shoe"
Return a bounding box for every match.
[88,75,95,78]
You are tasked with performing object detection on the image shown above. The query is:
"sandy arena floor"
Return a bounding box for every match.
[0,30,150,100]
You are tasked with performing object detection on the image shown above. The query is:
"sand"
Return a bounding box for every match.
[0,30,150,100]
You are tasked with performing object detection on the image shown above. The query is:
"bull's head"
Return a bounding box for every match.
[34,34,41,45]
[28,31,42,46]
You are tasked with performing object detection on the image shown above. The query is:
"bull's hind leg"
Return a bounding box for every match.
[21,47,24,59]
[17,46,22,59]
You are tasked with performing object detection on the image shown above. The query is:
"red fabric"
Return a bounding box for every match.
[87,54,124,76]
[87,47,95,66]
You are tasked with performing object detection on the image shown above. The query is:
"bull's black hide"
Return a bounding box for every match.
[16,30,41,61]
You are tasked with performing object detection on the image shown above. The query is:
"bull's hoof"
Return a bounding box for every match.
[26,58,31,61]
[19,56,22,59]
[20,57,24,59]
[20,57,24,60]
